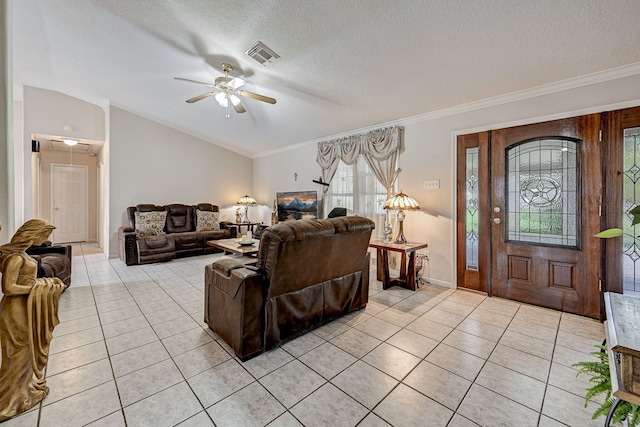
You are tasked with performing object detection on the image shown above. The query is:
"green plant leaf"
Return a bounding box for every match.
[630,206,640,226]
[574,344,640,425]
[594,228,624,238]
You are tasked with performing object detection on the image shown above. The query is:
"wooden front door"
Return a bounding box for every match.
[491,115,601,318]
[457,114,602,318]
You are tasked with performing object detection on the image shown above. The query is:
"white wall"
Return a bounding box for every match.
[99,103,110,254]
[0,0,9,245]
[22,86,105,221]
[17,87,254,258]
[254,71,640,288]
[108,106,252,257]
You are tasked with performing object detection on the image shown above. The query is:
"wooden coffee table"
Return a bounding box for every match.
[207,238,260,256]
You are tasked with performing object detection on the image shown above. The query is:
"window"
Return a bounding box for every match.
[623,126,640,292]
[506,139,578,247]
[327,158,393,236]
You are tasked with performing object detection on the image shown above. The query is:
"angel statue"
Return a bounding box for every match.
[0,219,67,421]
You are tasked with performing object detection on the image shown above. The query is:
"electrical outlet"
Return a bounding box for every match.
[424,179,440,190]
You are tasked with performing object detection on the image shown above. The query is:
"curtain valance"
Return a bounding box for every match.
[316,126,403,195]
[317,126,403,167]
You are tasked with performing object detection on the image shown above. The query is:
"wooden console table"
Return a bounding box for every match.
[368,239,428,291]
[603,292,640,426]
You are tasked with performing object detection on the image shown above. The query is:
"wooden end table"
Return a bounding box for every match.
[368,239,428,291]
[228,222,259,238]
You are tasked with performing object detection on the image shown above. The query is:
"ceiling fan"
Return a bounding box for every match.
[175,63,276,118]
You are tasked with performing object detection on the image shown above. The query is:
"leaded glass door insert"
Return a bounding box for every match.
[466,147,479,270]
[623,126,640,292]
[456,131,489,293]
[506,139,578,247]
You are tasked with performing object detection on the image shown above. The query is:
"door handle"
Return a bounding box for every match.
[54,208,59,211]
[493,218,502,224]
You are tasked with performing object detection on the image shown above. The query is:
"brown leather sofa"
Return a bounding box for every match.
[26,241,72,288]
[205,216,375,360]
[118,203,233,265]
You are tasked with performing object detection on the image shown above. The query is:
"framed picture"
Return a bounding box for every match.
[276,191,318,222]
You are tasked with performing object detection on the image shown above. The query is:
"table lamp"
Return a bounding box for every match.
[237,195,257,223]
[383,190,421,244]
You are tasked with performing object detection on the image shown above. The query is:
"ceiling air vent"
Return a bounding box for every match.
[50,140,92,153]
[245,41,280,66]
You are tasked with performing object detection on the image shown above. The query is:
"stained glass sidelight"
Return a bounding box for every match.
[465,147,479,270]
[506,139,578,247]
[623,127,640,292]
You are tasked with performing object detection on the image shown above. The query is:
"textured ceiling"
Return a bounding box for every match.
[12,0,640,157]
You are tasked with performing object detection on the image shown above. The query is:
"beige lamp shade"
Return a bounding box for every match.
[237,195,257,206]
[237,195,256,223]
[383,191,421,244]
[383,191,421,211]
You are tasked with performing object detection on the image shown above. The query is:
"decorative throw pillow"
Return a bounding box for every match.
[196,209,220,231]
[134,211,167,238]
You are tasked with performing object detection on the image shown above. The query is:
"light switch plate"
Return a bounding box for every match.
[424,179,440,190]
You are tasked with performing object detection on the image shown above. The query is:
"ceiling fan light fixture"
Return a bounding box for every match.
[214,92,228,107]
[177,61,276,116]
[229,94,241,106]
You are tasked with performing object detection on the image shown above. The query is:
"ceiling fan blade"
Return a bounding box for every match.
[233,100,246,114]
[238,90,277,104]
[186,92,217,103]
[174,77,215,88]
[228,77,246,89]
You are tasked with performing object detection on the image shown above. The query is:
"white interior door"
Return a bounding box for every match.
[51,164,88,243]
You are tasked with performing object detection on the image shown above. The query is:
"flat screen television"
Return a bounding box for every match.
[276,191,318,222]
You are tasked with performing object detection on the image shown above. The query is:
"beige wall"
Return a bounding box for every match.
[108,106,253,257]
[14,86,254,257]
[254,71,640,288]
[14,72,640,275]
[38,150,98,242]
[22,86,105,221]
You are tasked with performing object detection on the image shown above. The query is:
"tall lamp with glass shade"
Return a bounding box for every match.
[383,191,421,244]
[237,195,256,223]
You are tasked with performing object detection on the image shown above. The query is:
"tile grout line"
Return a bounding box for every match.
[30,245,607,427]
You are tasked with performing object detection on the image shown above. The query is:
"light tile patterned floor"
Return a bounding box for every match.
[2,243,609,427]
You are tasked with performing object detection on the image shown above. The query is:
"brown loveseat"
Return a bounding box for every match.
[118,203,233,265]
[205,216,375,360]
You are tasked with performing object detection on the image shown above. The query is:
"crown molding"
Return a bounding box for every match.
[454,98,640,138]
[253,120,405,159]
[401,61,640,126]
[253,61,640,159]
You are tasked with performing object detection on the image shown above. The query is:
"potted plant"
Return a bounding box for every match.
[574,345,640,426]
[572,206,640,425]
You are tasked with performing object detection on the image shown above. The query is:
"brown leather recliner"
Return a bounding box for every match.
[26,241,72,288]
[205,216,374,360]
[118,203,233,265]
